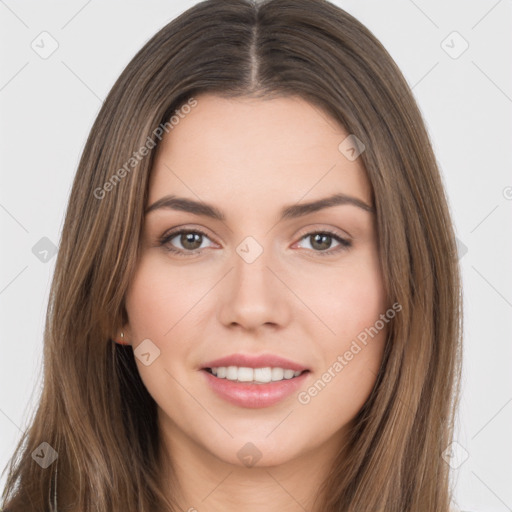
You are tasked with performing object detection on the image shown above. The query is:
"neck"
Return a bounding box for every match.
[157,413,345,512]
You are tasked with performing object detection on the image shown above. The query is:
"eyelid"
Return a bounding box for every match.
[293,223,352,241]
[160,224,217,241]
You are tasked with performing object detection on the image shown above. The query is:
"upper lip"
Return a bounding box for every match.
[201,353,309,372]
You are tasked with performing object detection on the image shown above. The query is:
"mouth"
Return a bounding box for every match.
[201,366,311,408]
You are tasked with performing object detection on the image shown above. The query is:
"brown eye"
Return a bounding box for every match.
[296,231,352,255]
[159,229,215,255]
[310,233,334,251]
[178,232,203,250]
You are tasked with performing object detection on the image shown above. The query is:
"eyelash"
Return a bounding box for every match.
[158,228,352,258]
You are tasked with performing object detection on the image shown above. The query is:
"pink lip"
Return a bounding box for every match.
[201,353,309,372]
[201,369,310,408]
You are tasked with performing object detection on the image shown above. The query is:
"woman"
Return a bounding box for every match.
[1,0,462,510]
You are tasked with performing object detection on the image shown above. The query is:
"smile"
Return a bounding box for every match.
[202,367,310,408]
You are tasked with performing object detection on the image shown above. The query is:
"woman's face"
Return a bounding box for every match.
[124,93,389,468]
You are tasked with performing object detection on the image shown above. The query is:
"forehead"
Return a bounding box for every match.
[148,94,372,210]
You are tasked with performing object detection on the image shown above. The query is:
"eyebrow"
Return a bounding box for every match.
[145,193,374,220]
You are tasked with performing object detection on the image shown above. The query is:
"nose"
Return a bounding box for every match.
[217,241,291,332]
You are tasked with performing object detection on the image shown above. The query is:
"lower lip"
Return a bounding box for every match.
[201,369,310,409]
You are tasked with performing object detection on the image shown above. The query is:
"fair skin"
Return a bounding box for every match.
[121,93,389,512]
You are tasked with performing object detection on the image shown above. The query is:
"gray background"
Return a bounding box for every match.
[1,1,511,510]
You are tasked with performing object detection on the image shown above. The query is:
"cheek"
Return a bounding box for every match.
[123,255,199,396]
[336,265,387,340]
[293,247,387,411]
[295,247,387,343]
[123,255,206,405]
[125,253,210,342]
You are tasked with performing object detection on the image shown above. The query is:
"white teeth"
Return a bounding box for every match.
[226,366,238,380]
[237,367,254,382]
[209,366,303,383]
[271,367,284,381]
[254,367,272,383]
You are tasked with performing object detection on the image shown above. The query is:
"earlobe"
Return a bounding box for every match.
[114,330,130,345]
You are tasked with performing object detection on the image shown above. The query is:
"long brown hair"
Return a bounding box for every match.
[1,0,462,510]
